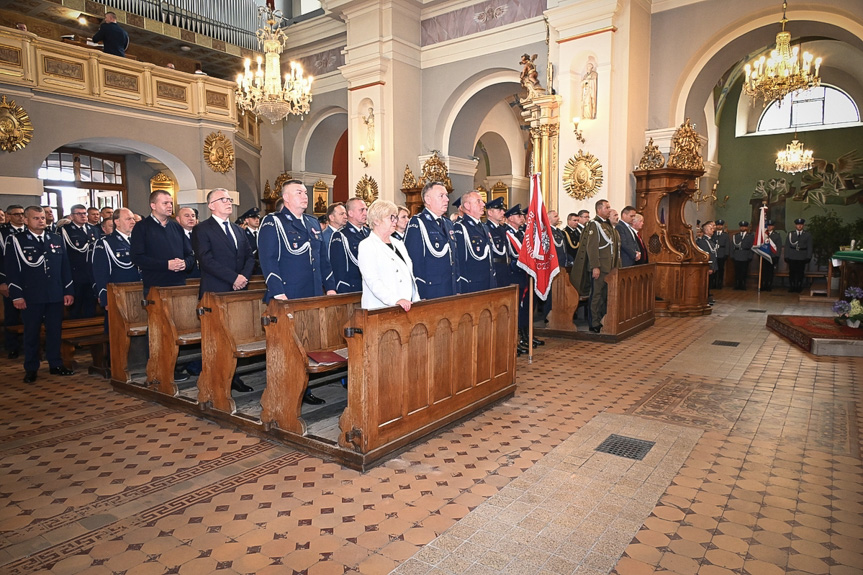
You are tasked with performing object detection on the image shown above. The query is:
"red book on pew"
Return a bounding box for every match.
[307,350,347,365]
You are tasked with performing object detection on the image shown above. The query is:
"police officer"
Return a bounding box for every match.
[258,179,335,405]
[5,206,75,382]
[713,219,730,289]
[731,220,754,290]
[404,181,460,300]
[0,204,27,358]
[785,218,813,293]
[92,208,142,331]
[240,207,262,275]
[696,220,718,305]
[484,197,511,287]
[761,219,782,291]
[504,204,541,352]
[62,203,100,318]
[453,191,496,293]
[328,197,368,293]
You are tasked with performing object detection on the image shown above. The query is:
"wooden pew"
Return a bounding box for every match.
[337,286,518,463]
[603,264,656,337]
[108,281,147,384]
[260,293,362,435]
[144,285,201,395]
[196,289,267,414]
[546,268,581,331]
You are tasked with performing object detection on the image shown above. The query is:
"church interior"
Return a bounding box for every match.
[1,0,862,573]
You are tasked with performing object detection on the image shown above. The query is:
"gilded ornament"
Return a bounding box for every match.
[151,172,172,183]
[0,95,34,153]
[668,118,704,170]
[402,164,418,189]
[637,137,666,170]
[418,152,452,189]
[203,130,234,173]
[273,171,293,194]
[355,174,379,205]
[563,151,603,200]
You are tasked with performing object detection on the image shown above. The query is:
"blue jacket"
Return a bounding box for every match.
[453,215,496,293]
[404,208,460,300]
[5,230,73,304]
[130,215,196,296]
[258,208,334,302]
[61,223,100,284]
[92,21,129,58]
[92,231,141,307]
[192,217,255,298]
[485,221,511,287]
[0,224,27,285]
[328,223,367,293]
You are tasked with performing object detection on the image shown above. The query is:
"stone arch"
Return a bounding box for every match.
[291,106,348,172]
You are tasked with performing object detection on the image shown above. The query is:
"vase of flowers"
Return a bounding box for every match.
[833,286,863,328]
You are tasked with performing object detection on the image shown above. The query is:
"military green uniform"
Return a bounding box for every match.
[570,217,621,330]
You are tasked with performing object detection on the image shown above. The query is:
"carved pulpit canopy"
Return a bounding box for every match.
[667,119,704,171]
[637,138,666,171]
[402,165,418,189]
[418,152,453,190]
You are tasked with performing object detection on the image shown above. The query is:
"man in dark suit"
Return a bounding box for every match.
[193,189,255,393]
[259,179,335,404]
[5,206,75,383]
[404,181,460,300]
[616,206,642,267]
[61,204,101,318]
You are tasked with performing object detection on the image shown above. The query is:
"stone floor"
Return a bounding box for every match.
[0,288,861,575]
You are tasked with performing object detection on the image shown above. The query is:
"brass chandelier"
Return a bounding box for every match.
[743,1,822,107]
[776,134,813,174]
[236,5,312,124]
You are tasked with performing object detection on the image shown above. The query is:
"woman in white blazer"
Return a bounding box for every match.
[357,200,420,311]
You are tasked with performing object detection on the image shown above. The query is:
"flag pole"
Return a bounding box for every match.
[757,257,763,294]
[528,277,534,364]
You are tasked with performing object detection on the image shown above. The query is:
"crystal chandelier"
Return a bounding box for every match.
[743,1,821,107]
[776,135,813,174]
[235,5,312,124]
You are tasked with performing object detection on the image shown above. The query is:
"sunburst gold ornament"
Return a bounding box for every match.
[563,151,603,199]
[0,95,34,153]
[203,130,234,173]
[355,175,379,205]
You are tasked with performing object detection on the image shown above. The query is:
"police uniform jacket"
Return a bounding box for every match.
[243,226,262,274]
[192,216,255,298]
[485,220,511,286]
[785,229,813,261]
[404,208,460,299]
[258,208,335,302]
[731,231,754,261]
[357,232,419,310]
[563,225,581,261]
[714,230,730,259]
[696,234,718,272]
[328,223,367,293]
[0,223,27,285]
[616,220,640,267]
[505,225,527,280]
[454,215,496,293]
[5,230,73,304]
[130,215,196,296]
[92,231,141,307]
[569,217,621,295]
[62,223,100,284]
[767,230,782,263]
[552,227,569,267]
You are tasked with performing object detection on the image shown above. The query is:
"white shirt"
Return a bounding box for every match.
[357,232,419,310]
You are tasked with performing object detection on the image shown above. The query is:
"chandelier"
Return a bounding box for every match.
[235,5,312,124]
[776,135,813,174]
[742,1,821,107]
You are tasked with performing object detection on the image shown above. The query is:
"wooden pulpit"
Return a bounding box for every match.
[633,167,711,316]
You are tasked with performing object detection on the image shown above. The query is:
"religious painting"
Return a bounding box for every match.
[313,180,328,215]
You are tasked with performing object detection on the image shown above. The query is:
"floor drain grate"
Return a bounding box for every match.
[712,340,740,347]
[748,309,767,313]
[595,434,655,461]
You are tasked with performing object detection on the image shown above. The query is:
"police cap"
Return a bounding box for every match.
[738,220,749,227]
[486,197,505,211]
[794,218,805,225]
[241,207,261,220]
[504,204,524,218]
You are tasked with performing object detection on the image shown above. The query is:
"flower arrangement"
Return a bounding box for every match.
[833,286,863,327]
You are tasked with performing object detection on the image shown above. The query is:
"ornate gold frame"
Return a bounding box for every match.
[563,151,603,200]
[203,130,234,173]
[355,175,379,205]
[313,180,328,215]
[491,181,509,209]
[0,95,34,153]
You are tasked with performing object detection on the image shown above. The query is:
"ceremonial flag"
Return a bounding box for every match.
[752,205,775,260]
[517,173,560,300]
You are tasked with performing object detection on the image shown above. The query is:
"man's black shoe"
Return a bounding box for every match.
[231,377,253,392]
[303,392,326,405]
[49,366,74,376]
[8,350,19,359]
[23,371,37,383]
[588,325,602,333]
[532,337,545,346]
[173,370,190,382]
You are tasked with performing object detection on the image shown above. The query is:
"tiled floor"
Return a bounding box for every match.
[1,289,861,575]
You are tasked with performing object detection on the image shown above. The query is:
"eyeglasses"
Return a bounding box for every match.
[71,212,87,216]
[209,197,234,204]
[389,214,398,223]
[8,212,25,217]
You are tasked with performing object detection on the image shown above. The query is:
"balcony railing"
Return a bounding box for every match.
[103,0,260,51]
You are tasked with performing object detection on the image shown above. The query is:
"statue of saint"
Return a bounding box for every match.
[581,63,598,120]
[362,107,375,151]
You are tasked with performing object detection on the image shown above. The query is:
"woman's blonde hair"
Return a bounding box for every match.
[367,199,398,230]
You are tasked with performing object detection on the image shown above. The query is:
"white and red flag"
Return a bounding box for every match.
[516,173,560,300]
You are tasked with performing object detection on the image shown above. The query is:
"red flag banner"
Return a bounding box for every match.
[517,173,560,300]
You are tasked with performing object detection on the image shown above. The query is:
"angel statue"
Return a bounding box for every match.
[799,150,863,207]
[519,53,545,100]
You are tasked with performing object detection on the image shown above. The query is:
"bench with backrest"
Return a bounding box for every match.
[196,289,268,414]
[260,293,362,435]
[144,284,202,396]
[108,281,148,384]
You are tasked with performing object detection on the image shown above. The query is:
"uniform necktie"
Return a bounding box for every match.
[37,236,44,246]
[223,221,237,249]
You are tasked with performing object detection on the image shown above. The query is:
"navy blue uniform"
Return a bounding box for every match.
[92,231,141,308]
[453,215,496,293]
[258,208,335,302]
[328,223,367,294]
[243,227,262,275]
[5,230,73,372]
[404,208,460,300]
[0,224,26,354]
[505,225,529,329]
[130,216,196,297]
[61,223,100,318]
[485,221,511,288]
